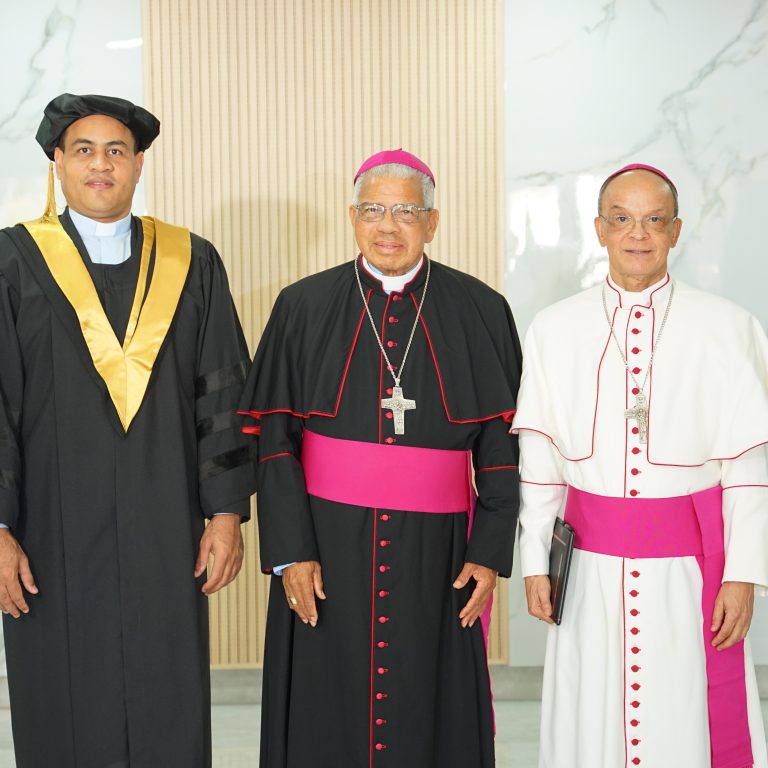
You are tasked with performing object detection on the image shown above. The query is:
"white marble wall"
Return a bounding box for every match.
[505,0,768,664]
[0,0,143,671]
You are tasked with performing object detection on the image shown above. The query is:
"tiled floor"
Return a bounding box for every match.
[0,702,764,766]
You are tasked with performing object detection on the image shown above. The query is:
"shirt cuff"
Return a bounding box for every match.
[272,562,296,576]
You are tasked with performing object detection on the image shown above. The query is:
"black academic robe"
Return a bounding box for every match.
[241,257,522,768]
[0,210,256,768]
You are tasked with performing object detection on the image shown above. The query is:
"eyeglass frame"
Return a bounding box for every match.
[599,213,679,233]
[353,202,434,223]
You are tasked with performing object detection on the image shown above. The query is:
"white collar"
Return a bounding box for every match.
[69,208,132,239]
[605,273,671,309]
[362,255,424,294]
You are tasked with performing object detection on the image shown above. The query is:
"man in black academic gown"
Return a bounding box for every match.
[0,93,256,768]
[241,149,522,767]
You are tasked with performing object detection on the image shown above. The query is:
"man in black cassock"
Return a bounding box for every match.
[240,149,522,767]
[0,93,256,767]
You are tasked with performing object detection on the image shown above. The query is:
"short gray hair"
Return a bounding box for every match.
[352,163,435,209]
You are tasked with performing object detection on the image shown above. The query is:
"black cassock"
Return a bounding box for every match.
[241,257,522,768]
[0,210,256,768]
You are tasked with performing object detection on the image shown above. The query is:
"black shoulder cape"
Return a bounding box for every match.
[241,257,522,423]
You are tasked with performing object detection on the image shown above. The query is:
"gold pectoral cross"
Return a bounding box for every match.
[381,386,416,435]
[625,392,649,444]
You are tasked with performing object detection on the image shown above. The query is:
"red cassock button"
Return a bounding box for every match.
[631,347,640,354]
[629,490,639,497]
[378,667,389,674]
[385,437,395,444]
[377,641,389,648]
[631,665,641,672]
[387,340,397,348]
[631,468,640,476]
[630,701,640,708]
[378,590,389,598]
[630,570,640,577]
[631,683,641,691]
[380,514,390,521]
[630,627,640,635]
[378,616,389,624]
[632,367,641,374]
[632,447,641,455]
[632,387,640,395]
[630,719,640,727]
[376,718,387,725]
[379,565,390,572]
[386,388,393,395]
[629,590,639,597]
[631,647,641,654]
[630,609,639,617]
[388,316,398,323]
[376,693,388,700]
[385,412,393,420]
[379,539,391,547]
[632,759,641,765]
[392,295,401,301]
[632,427,639,435]
[631,738,640,746]
[376,743,387,751]
[631,328,640,335]
[634,311,642,318]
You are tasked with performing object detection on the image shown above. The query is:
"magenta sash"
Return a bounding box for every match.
[565,486,753,768]
[301,429,472,513]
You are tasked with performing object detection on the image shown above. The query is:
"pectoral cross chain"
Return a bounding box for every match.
[625,393,649,444]
[381,386,416,435]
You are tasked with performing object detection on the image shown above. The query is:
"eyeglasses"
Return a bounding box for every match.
[354,203,432,224]
[600,214,677,233]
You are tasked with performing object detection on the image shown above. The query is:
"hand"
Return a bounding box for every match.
[711,581,754,651]
[453,562,497,628]
[283,561,325,627]
[195,514,244,595]
[525,574,554,624]
[0,529,38,618]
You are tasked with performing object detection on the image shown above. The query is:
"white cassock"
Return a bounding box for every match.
[512,273,768,768]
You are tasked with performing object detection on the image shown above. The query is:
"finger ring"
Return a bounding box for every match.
[288,596,298,606]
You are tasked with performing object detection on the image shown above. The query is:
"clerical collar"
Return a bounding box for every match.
[68,208,132,239]
[361,255,425,295]
[606,273,671,309]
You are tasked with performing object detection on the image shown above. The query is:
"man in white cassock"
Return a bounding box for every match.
[512,163,768,768]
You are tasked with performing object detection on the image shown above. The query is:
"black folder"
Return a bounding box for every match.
[549,517,575,626]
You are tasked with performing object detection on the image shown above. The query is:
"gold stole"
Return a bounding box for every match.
[22,212,192,431]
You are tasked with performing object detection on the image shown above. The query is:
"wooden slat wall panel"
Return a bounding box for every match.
[143,0,507,666]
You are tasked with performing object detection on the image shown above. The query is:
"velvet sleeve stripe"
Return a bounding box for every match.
[0,426,13,448]
[0,469,20,492]
[199,444,258,481]
[195,360,248,399]
[196,410,240,440]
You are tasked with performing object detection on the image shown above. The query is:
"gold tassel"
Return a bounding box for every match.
[41,162,58,222]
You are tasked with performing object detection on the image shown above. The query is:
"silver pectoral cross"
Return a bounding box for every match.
[381,386,416,435]
[625,392,649,444]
